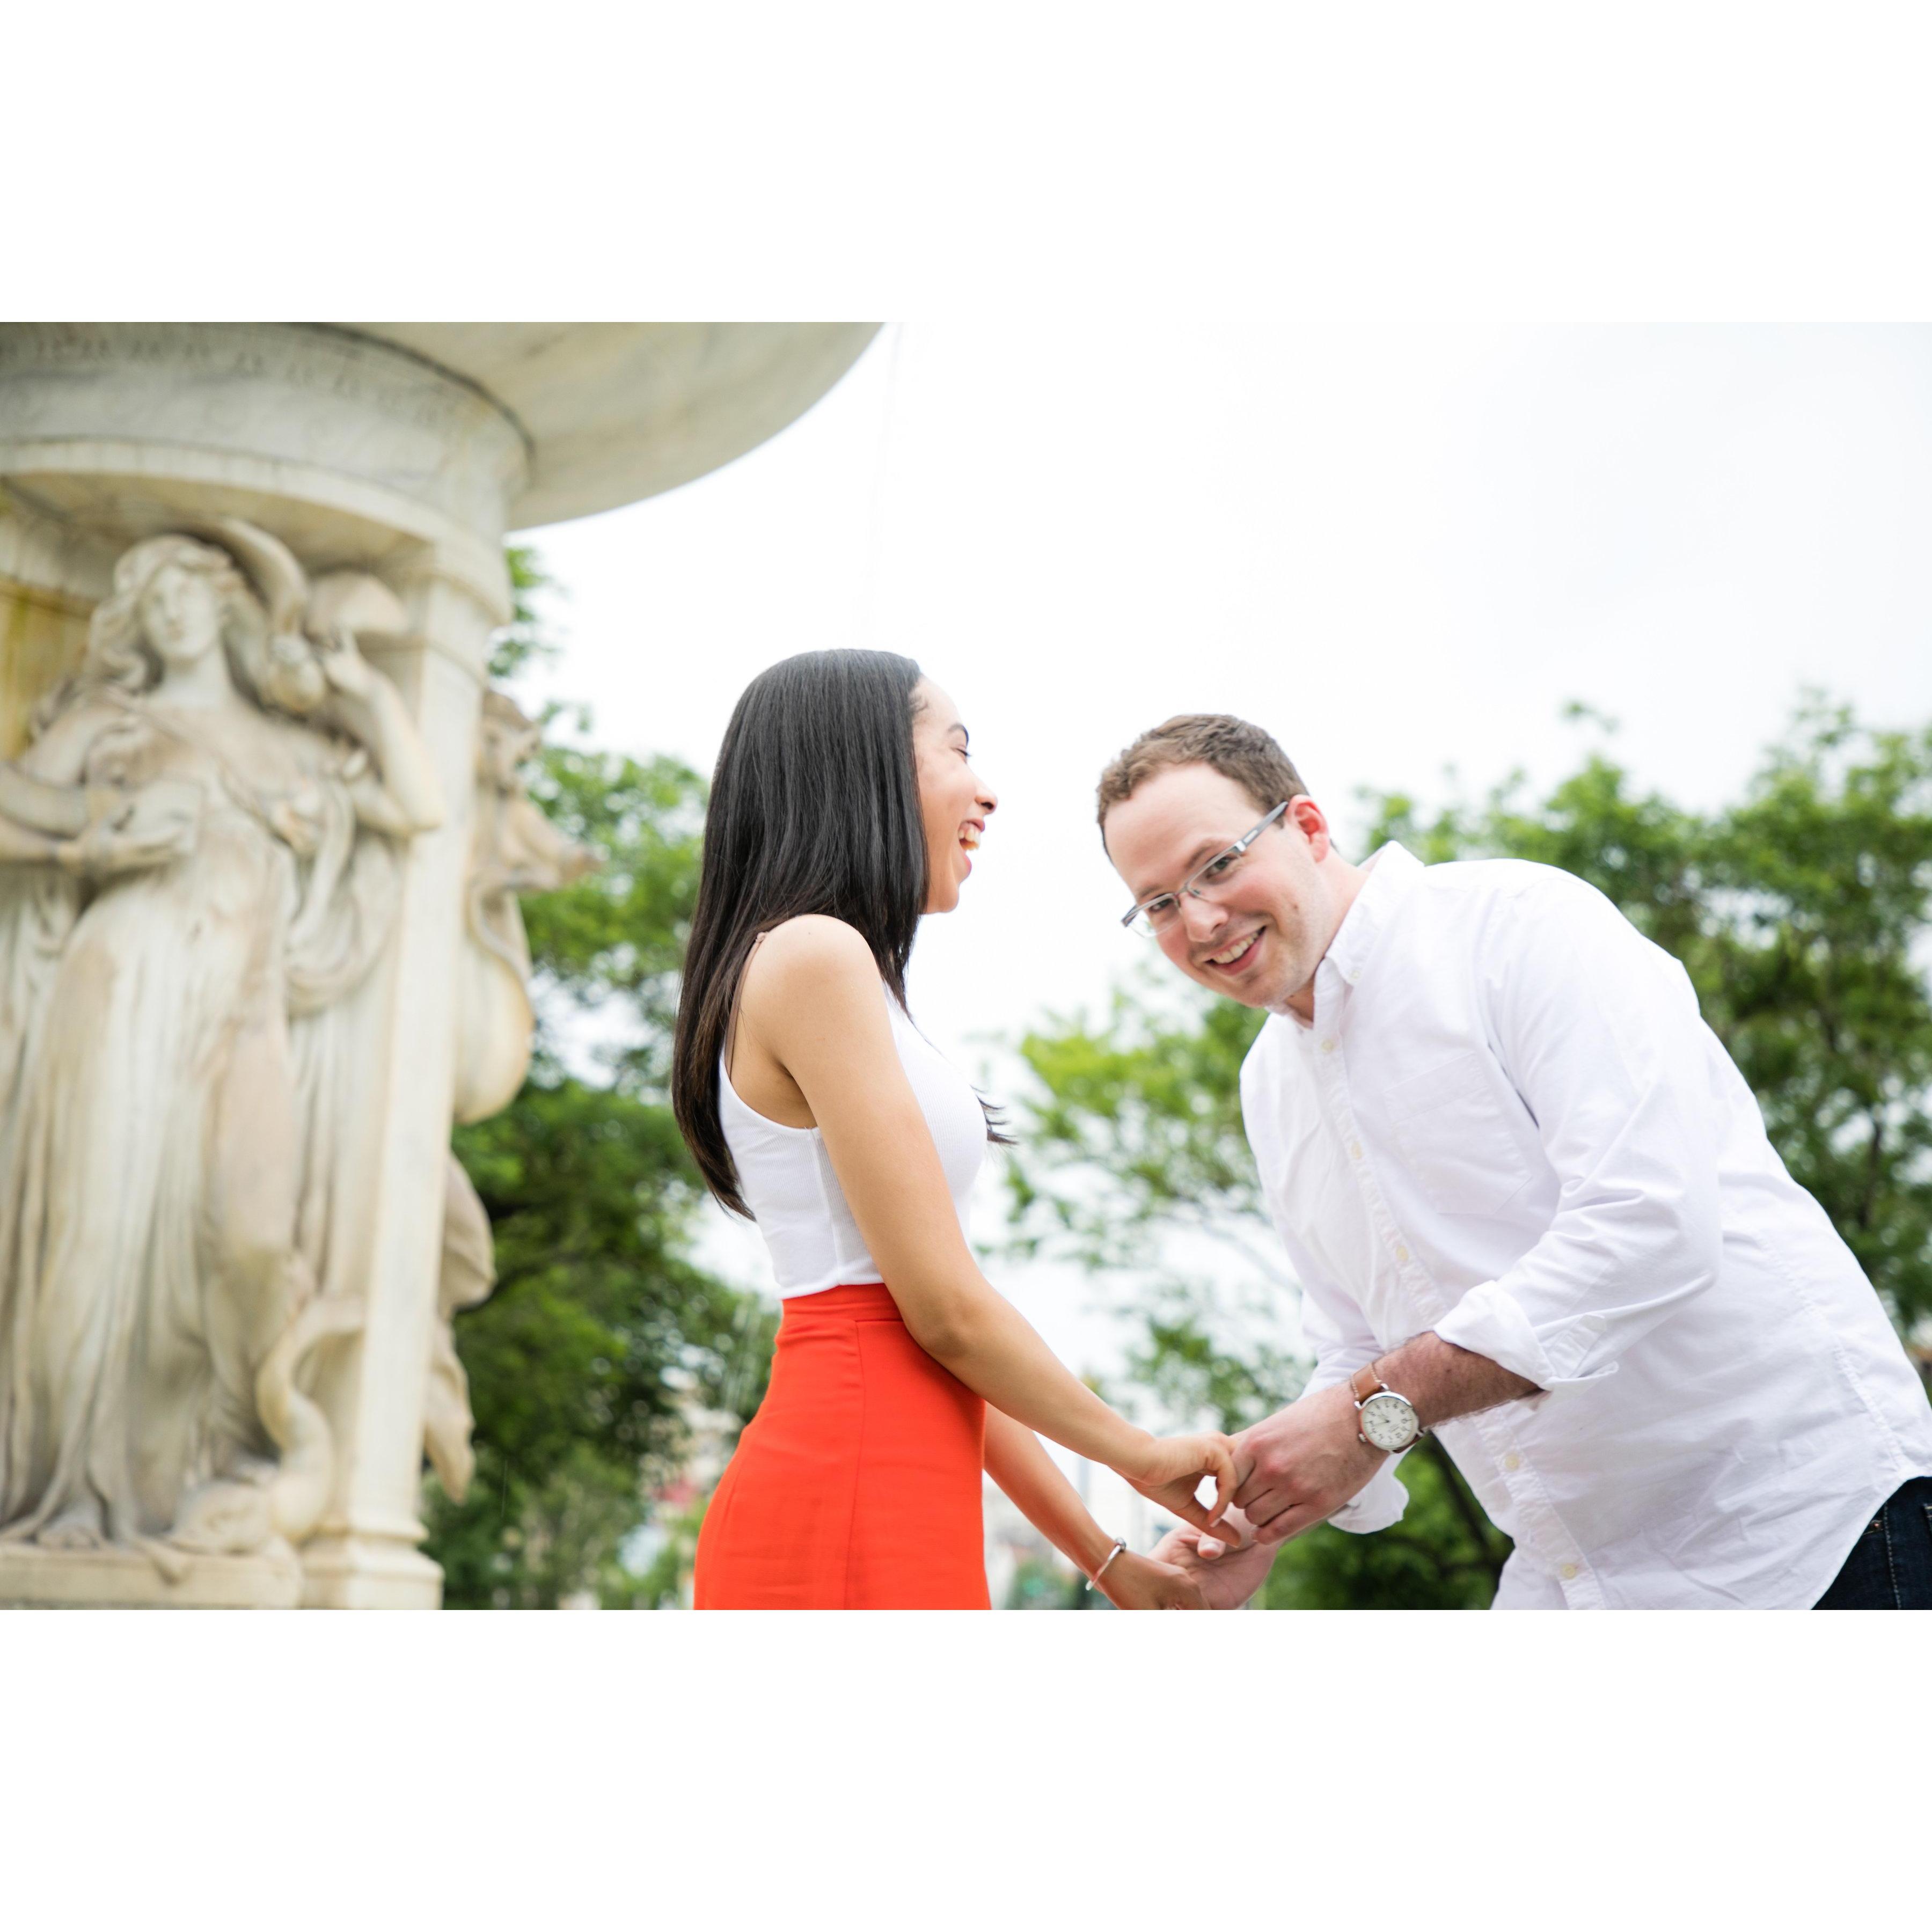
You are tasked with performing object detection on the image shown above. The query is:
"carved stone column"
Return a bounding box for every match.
[296,572,498,1608]
[0,325,522,1608]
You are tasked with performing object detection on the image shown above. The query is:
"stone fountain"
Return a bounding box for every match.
[0,323,876,1607]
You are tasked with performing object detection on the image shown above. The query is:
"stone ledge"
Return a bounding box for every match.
[0,1543,303,1610]
[298,1533,444,1610]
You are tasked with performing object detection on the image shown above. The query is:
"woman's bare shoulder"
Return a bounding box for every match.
[748,913,878,976]
[743,916,883,1011]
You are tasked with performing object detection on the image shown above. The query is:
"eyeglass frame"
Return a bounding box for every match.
[1119,798,1294,934]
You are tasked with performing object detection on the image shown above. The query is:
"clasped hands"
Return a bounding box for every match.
[1092,1426,1242,1609]
[1099,1392,1380,1608]
[1078,1386,1390,1611]
[1145,1384,1393,1606]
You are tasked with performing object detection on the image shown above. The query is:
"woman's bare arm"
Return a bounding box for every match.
[983,1408,1122,1578]
[738,916,1234,1530]
[985,1411,1211,1608]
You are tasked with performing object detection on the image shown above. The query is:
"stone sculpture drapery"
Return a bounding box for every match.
[0,519,444,1579]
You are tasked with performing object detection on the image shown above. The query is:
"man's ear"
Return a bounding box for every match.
[1289,794,1330,862]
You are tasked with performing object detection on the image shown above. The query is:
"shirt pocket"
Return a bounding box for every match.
[1384,1049,1534,1219]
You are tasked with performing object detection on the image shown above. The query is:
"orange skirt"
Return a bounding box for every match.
[694,1283,990,1609]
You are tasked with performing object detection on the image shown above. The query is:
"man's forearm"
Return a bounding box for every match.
[1232,1331,1541,1548]
[1373,1331,1539,1430]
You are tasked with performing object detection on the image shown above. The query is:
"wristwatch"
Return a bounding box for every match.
[1350,1362,1424,1453]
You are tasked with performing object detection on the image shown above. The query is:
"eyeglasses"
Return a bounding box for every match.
[1119,800,1292,938]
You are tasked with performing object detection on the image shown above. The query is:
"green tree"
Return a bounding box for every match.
[424,556,774,1608]
[1006,1556,1096,1609]
[1007,697,1932,1608]
[491,544,564,683]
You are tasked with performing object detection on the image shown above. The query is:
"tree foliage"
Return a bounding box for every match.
[490,545,564,684]
[1008,698,1932,1609]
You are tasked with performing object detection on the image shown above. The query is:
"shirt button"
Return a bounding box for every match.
[1560,1563,1579,1582]
[1502,1452,1521,1472]
[1349,1141,1363,1161]
[1320,1038,1337,1054]
[1394,1244,1410,1263]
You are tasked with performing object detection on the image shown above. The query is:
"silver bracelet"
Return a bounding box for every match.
[1085,1536,1128,1592]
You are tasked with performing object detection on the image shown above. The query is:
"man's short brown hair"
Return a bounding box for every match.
[1096,713,1308,837]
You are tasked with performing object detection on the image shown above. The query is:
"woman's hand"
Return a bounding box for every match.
[1119,1430,1239,1536]
[1146,1524,1279,1610]
[1097,1548,1210,1611]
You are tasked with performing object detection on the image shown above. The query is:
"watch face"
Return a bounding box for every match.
[1359,1391,1419,1452]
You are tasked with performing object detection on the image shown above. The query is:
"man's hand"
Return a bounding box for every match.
[1231,1382,1388,1547]
[1148,1521,1279,1609]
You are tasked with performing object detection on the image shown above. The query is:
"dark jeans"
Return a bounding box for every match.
[1813,1476,1932,1609]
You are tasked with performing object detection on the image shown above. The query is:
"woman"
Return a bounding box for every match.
[674,650,1236,1608]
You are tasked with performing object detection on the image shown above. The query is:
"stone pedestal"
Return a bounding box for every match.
[0,321,876,1607]
[0,1545,303,1611]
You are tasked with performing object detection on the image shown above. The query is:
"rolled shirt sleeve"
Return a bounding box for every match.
[1430,873,1727,1392]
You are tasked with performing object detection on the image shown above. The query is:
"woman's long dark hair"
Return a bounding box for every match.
[675,648,967,1217]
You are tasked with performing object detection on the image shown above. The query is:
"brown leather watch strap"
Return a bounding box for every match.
[1350,1362,1386,1404]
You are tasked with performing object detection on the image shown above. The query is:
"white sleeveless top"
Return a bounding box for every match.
[720,990,987,1297]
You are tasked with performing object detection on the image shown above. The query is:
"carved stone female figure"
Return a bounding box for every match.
[0,523,442,1574]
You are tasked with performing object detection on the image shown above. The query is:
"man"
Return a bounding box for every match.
[1099,714,1932,1609]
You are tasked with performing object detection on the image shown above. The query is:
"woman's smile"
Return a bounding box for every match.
[912,677,998,911]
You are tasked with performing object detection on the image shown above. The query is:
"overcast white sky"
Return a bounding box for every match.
[508,323,1932,1380]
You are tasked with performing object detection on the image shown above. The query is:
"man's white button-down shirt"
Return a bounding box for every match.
[1240,843,1932,1609]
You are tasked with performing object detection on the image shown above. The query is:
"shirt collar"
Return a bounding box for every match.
[1315,840,1424,992]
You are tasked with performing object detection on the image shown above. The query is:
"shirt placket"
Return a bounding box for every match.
[1309,961,1601,1608]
